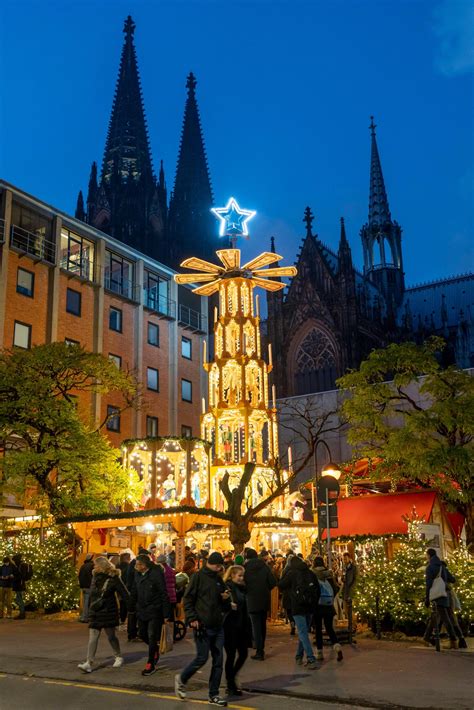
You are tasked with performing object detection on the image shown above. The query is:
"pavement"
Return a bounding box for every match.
[0,675,362,710]
[0,616,472,710]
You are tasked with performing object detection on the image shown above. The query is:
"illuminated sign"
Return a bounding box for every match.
[211,197,256,238]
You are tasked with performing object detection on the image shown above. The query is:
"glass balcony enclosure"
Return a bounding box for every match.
[60,228,95,281]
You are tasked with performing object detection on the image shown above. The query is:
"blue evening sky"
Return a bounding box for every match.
[1,0,473,284]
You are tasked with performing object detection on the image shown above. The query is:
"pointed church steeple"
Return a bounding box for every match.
[168,72,215,266]
[101,15,154,185]
[75,190,85,221]
[303,206,314,239]
[86,161,98,223]
[368,117,391,226]
[338,217,353,273]
[361,117,405,316]
[338,217,349,248]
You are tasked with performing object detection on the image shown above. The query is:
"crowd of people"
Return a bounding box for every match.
[1,541,467,706]
[76,545,357,706]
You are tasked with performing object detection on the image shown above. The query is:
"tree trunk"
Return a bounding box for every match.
[464,503,474,553]
[229,518,251,555]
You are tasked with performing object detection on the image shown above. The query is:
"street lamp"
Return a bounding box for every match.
[321,461,342,480]
[314,441,341,557]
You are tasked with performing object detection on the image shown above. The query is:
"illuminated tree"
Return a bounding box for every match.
[0,528,79,611]
[448,543,474,623]
[338,337,474,548]
[0,342,142,517]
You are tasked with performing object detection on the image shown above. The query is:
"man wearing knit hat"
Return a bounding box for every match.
[175,551,230,706]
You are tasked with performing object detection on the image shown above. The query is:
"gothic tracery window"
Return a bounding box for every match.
[294,327,338,394]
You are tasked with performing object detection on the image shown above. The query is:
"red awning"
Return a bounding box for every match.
[322,491,437,538]
[446,512,465,539]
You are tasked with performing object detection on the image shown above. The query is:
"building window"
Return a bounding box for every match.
[106,405,120,432]
[147,367,159,392]
[60,228,95,281]
[181,379,192,402]
[11,202,55,263]
[147,322,159,347]
[181,425,192,438]
[109,307,123,332]
[181,336,192,360]
[105,251,134,299]
[13,321,32,349]
[65,338,80,346]
[109,353,122,368]
[66,288,81,316]
[146,416,159,437]
[145,271,170,315]
[16,268,34,297]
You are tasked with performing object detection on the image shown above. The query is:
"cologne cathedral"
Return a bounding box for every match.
[75,16,217,269]
[75,16,474,396]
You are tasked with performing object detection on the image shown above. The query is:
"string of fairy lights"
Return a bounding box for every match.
[0,529,79,611]
[353,521,473,626]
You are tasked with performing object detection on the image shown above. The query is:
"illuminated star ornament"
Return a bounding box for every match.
[211,197,256,240]
[174,196,297,296]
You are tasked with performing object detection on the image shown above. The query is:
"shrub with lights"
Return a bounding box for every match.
[0,528,79,612]
[353,520,473,634]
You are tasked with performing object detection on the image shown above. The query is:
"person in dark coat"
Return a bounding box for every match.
[131,554,171,676]
[441,561,468,648]
[78,554,94,623]
[118,552,131,625]
[278,556,319,669]
[423,549,458,648]
[280,555,295,635]
[175,551,231,706]
[0,556,15,619]
[78,556,129,673]
[312,557,343,661]
[12,553,31,620]
[125,547,148,641]
[223,565,250,696]
[243,548,276,660]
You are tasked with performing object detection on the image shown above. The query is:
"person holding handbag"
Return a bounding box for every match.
[423,548,458,649]
[441,561,467,649]
[78,556,129,673]
[223,565,250,697]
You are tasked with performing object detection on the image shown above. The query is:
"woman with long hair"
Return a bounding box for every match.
[78,556,129,673]
[223,565,249,696]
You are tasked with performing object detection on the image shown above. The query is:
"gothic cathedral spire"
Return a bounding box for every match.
[101,15,154,186]
[361,117,404,319]
[75,16,165,258]
[368,116,391,226]
[168,73,215,267]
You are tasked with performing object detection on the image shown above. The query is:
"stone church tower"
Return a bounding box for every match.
[268,118,473,397]
[75,16,217,268]
[267,119,405,397]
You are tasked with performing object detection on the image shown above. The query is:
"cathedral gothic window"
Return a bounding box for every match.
[294,327,338,394]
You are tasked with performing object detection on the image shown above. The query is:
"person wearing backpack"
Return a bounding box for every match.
[423,548,458,649]
[312,557,343,661]
[278,556,319,669]
[12,553,32,620]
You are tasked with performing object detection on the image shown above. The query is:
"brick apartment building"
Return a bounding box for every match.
[0,180,208,513]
